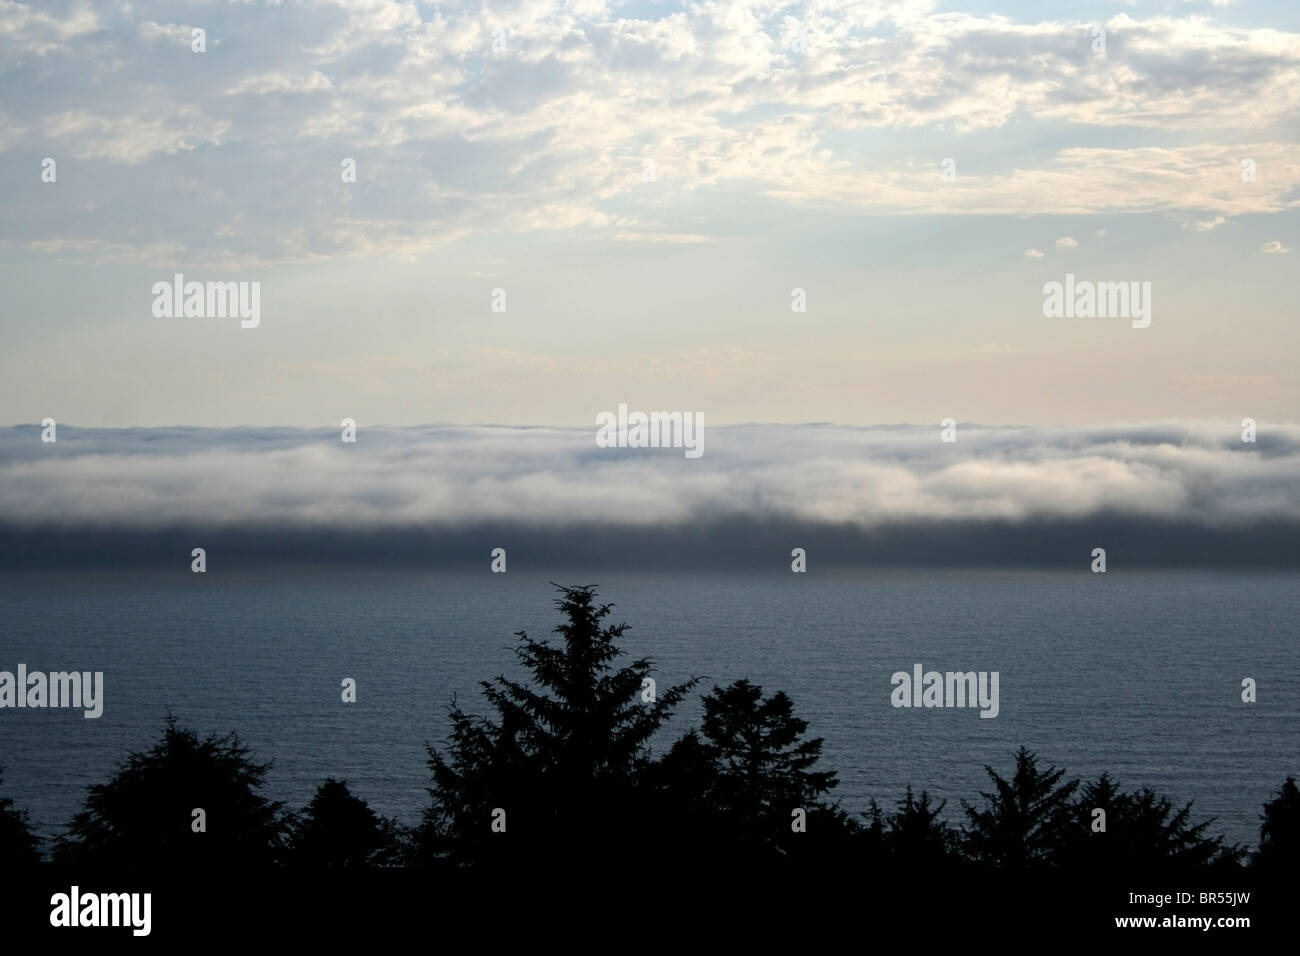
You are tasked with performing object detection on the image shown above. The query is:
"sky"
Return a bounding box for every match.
[0,0,1296,429]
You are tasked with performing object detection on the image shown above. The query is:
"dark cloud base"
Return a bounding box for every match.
[2,515,1296,570]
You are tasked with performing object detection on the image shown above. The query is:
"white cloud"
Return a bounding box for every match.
[226,72,336,96]
[1260,240,1291,253]
[0,2,1297,261]
[1024,248,1044,258]
[0,422,1294,531]
[613,231,712,243]
[1183,215,1227,232]
[137,22,193,45]
[1056,236,1078,248]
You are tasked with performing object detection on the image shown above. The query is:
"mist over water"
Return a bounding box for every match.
[1,566,1295,850]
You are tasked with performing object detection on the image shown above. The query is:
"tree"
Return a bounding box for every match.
[0,763,41,864]
[962,747,1078,867]
[643,728,723,850]
[1062,773,1240,869]
[884,786,959,865]
[1254,776,1300,871]
[287,779,405,867]
[53,716,286,868]
[418,584,697,867]
[668,679,847,860]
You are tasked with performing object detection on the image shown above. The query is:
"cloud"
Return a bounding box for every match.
[1024,248,1044,258]
[1261,240,1291,253]
[1055,236,1078,248]
[137,22,194,46]
[2,422,1295,541]
[1,2,1298,262]
[612,231,712,243]
[1183,215,1227,232]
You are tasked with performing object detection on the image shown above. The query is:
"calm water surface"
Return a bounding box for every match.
[1,567,1295,849]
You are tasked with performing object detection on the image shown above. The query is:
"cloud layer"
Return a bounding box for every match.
[3,1,1298,263]
[3,421,1297,567]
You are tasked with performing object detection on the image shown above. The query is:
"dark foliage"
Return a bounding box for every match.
[31,587,1283,875]
[665,679,855,861]
[417,584,697,867]
[287,778,406,867]
[962,746,1079,867]
[881,786,961,865]
[1059,772,1243,870]
[0,763,41,864]
[1254,776,1300,871]
[53,716,286,868]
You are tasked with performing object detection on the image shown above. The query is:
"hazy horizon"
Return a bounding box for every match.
[5,419,1297,568]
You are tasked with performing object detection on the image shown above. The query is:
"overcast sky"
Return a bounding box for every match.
[1,0,1297,428]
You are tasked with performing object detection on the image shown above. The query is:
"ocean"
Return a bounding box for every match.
[1,566,1296,850]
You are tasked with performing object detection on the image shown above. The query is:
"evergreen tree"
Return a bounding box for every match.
[1254,776,1300,871]
[854,799,891,866]
[0,763,41,865]
[680,679,845,859]
[419,584,697,867]
[287,778,405,867]
[53,716,286,868]
[643,729,724,852]
[961,747,1077,867]
[885,786,959,865]
[1063,773,1240,869]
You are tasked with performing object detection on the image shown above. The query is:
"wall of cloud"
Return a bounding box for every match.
[2,421,1296,567]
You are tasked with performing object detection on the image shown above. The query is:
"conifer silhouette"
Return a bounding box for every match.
[53,716,286,868]
[884,786,959,865]
[0,763,41,865]
[287,778,405,867]
[419,584,697,867]
[1254,776,1300,871]
[961,747,1078,867]
[1061,772,1241,869]
[654,679,852,862]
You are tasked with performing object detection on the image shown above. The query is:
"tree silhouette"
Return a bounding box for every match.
[53,716,286,868]
[962,747,1078,867]
[1061,772,1240,869]
[0,763,41,865]
[642,728,722,852]
[418,584,697,867]
[287,778,405,867]
[1254,776,1300,871]
[9,576,1274,876]
[659,679,848,861]
[883,786,959,865]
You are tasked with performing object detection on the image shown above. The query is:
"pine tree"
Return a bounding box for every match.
[858,799,888,865]
[419,584,697,867]
[1065,773,1239,869]
[0,763,41,864]
[688,679,843,858]
[53,716,286,868]
[1254,776,1300,871]
[287,778,405,867]
[961,747,1077,867]
[885,786,958,865]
